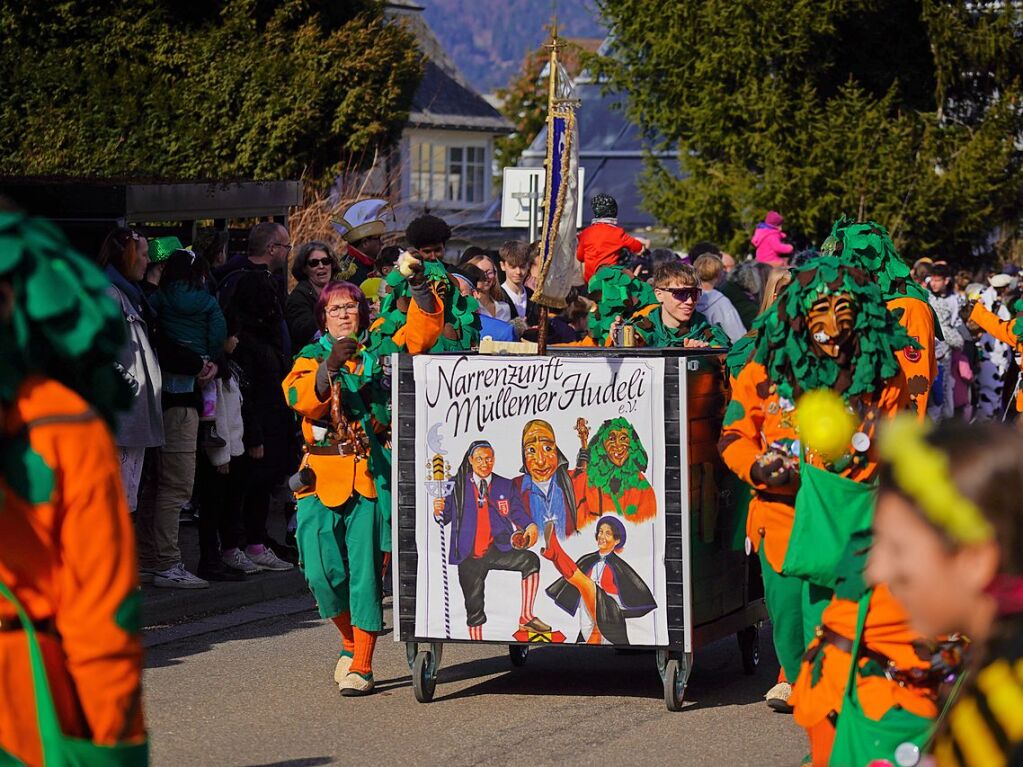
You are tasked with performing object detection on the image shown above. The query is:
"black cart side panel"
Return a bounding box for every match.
[663,357,686,649]
[395,354,418,642]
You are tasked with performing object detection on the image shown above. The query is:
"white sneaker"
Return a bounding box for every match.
[339,671,374,697]
[334,654,353,684]
[222,548,262,575]
[246,547,294,572]
[152,563,209,590]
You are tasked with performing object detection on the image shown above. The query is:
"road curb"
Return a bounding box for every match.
[142,569,309,627]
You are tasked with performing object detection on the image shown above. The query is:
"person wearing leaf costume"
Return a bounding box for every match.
[588,261,729,348]
[0,209,147,766]
[719,257,938,761]
[572,417,657,530]
[281,262,443,698]
[822,217,938,418]
[367,215,480,357]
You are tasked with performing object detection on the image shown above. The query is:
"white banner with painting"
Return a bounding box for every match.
[412,354,668,646]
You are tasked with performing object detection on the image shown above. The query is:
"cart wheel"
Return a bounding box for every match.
[663,659,686,711]
[738,624,760,676]
[412,650,437,703]
[509,645,529,667]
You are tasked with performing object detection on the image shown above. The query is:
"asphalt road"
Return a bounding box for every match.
[144,598,805,767]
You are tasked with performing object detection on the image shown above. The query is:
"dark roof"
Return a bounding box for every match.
[408,61,513,134]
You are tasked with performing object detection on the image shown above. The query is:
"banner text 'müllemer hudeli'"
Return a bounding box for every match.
[424,357,648,437]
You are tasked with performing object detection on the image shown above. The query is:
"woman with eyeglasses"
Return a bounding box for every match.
[286,241,340,347]
[282,262,443,697]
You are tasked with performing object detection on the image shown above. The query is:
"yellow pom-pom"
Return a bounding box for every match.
[795,389,856,462]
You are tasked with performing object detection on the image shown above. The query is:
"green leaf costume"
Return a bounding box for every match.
[587,265,729,348]
[0,211,132,510]
[366,261,480,357]
[748,256,916,403]
[0,211,131,424]
[820,217,929,304]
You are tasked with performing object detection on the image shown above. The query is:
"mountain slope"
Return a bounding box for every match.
[421,0,605,92]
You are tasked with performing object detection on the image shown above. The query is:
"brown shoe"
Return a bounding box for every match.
[520,617,552,633]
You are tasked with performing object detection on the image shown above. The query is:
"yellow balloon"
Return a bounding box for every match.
[795,389,857,462]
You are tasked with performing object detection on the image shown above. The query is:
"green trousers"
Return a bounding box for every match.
[295,493,383,631]
[759,546,805,683]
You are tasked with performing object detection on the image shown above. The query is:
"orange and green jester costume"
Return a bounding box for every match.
[0,211,146,766]
[721,256,948,766]
[282,276,443,693]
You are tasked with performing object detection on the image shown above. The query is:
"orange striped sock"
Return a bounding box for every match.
[350,627,378,677]
[331,612,355,657]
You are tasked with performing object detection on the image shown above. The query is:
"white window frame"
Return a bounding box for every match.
[406,131,491,208]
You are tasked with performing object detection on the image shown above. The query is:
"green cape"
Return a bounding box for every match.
[0,211,130,424]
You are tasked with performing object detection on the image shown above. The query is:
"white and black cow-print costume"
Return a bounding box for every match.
[976,286,1016,420]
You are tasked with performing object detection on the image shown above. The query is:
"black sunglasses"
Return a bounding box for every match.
[660,287,702,302]
[307,257,333,267]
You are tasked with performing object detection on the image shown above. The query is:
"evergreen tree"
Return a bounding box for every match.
[0,0,422,185]
[594,0,1023,260]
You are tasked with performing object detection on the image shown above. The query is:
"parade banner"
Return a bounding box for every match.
[413,354,668,646]
[532,60,581,309]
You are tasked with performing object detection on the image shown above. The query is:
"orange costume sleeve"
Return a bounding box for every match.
[969,302,1023,414]
[0,378,144,766]
[887,296,937,418]
[969,301,1020,349]
[367,293,445,355]
[718,361,798,569]
[391,297,445,355]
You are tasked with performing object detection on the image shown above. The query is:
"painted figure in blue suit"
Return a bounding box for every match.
[434,440,550,640]
[512,419,578,539]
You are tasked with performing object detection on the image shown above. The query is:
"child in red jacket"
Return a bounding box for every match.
[576,194,645,283]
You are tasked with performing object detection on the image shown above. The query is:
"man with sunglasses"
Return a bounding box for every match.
[625,262,730,348]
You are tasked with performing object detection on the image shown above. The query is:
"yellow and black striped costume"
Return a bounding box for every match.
[934,621,1023,766]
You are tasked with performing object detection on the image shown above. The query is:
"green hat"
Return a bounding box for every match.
[0,211,131,425]
[148,236,184,264]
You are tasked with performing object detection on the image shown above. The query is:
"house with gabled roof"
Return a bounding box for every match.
[352,1,513,235]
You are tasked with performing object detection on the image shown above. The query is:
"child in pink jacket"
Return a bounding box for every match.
[751,210,793,266]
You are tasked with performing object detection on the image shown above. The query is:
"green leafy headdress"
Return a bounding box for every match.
[0,211,130,424]
[367,260,480,355]
[584,417,651,517]
[586,265,659,341]
[820,217,928,303]
[750,256,915,401]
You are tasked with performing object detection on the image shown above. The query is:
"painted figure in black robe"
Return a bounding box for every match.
[543,514,656,645]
